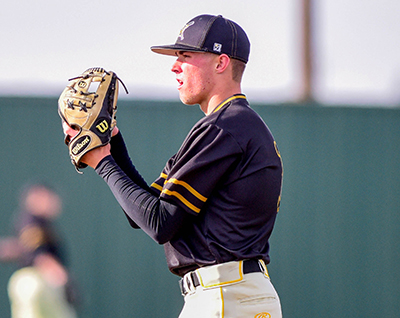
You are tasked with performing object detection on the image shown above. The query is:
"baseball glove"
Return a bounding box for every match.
[58,67,128,173]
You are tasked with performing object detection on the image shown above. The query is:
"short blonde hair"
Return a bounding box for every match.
[231,59,246,83]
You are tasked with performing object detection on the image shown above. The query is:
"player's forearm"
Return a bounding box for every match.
[0,238,23,262]
[95,156,187,244]
[110,131,151,192]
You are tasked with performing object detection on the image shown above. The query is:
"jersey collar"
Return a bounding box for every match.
[212,94,247,114]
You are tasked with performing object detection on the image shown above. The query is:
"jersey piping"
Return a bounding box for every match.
[212,94,246,114]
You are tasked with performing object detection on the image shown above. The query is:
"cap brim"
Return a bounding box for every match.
[151,44,206,56]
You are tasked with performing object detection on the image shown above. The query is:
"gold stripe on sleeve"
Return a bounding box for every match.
[161,189,201,213]
[166,178,207,202]
[150,182,163,192]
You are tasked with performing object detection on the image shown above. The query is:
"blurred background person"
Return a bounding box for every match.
[0,181,79,318]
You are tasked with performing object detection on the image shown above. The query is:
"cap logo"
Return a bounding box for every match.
[213,43,222,53]
[178,21,194,40]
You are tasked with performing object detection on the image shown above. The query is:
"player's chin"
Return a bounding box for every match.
[179,97,197,106]
[178,91,197,106]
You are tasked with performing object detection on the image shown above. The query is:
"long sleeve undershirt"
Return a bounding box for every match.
[95,135,189,244]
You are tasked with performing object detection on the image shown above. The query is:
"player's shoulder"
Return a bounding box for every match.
[216,97,266,129]
[193,96,267,137]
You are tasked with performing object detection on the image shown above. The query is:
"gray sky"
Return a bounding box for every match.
[1,0,399,106]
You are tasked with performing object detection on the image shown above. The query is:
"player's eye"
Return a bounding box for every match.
[178,51,191,59]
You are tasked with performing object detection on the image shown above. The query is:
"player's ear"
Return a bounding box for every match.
[215,54,231,74]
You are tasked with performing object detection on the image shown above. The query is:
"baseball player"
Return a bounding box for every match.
[0,182,79,318]
[62,14,283,318]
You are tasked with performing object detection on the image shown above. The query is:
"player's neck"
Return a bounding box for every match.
[200,82,242,115]
[202,88,242,115]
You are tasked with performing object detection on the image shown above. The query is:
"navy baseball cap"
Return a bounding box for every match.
[151,14,250,63]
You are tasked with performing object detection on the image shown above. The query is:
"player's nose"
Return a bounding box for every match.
[171,59,182,74]
[62,122,78,138]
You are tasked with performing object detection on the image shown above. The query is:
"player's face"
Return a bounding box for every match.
[62,121,79,144]
[171,51,217,107]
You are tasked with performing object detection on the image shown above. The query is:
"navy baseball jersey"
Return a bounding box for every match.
[150,94,282,275]
[96,94,283,276]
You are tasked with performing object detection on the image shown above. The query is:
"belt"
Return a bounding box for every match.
[179,259,266,296]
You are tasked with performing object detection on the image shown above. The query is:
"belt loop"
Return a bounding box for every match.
[258,260,270,279]
[180,271,201,296]
[179,278,185,296]
[179,276,188,296]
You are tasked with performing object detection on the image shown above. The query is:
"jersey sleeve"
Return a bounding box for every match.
[95,156,190,244]
[150,124,242,215]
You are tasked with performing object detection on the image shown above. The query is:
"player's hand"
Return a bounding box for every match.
[0,238,22,261]
[112,125,119,137]
[62,122,111,169]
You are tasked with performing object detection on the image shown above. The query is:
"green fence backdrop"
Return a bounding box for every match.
[0,96,399,317]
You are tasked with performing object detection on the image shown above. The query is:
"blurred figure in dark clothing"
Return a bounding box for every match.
[0,182,79,318]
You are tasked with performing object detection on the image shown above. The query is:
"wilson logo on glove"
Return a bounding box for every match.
[96,119,109,133]
[78,81,87,88]
[71,136,91,155]
[58,67,128,173]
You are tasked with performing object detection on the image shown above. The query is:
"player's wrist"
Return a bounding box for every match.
[81,144,111,168]
[112,126,119,137]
